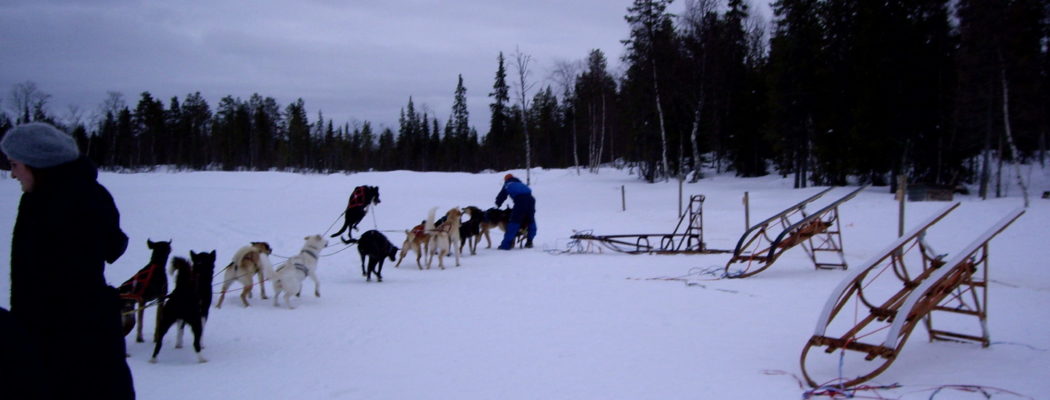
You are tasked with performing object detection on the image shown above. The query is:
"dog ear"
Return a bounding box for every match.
[191,250,198,258]
[147,239,155,248]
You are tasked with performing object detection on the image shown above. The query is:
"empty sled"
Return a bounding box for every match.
[570,195,726,254]
[800,205,1024,388]
[725,186,868,278]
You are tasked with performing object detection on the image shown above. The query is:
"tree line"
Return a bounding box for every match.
[2,0,1047,195]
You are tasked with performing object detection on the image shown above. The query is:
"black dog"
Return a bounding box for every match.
[331,185,381,244]
[151,257,206,363]
[459,206,483,255]
[189,250,216,324]
[119,239,172,343]
[357,230,398,282]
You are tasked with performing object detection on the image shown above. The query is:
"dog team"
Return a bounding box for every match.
[123,178,536,364]
[118,236,325,363]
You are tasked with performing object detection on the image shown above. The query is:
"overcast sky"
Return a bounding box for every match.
[1,0,770,134]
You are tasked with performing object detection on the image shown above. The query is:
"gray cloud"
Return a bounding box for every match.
[1,0,768,134]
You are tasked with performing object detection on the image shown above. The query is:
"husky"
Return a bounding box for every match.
[273,235,328,309]
[216,242,274,308]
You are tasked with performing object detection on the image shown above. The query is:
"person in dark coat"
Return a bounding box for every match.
[3,122,135,400]
[494,173,537,250]
[0,306,53,399]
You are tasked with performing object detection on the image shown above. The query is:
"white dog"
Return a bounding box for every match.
[426,206,462,270]
[272,234,328,309]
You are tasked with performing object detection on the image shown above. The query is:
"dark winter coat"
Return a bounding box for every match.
[9,157,135,400]
[495,177,536,225]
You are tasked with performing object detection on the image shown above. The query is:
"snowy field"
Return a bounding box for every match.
[1,166,1048,399]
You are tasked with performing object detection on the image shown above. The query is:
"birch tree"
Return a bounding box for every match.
[624,0,674,181]
[513,46,537,184]
[550,59,582,175]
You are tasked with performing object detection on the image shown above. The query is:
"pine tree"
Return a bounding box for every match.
[132,92,166,168]
[624,0,676,181]
[487,52,512,170]
[285,98,310,171]
[623,0,677,181]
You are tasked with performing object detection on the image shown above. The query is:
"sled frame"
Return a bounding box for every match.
[725,186,868,278]
[800,205,1024,388]
[569,195,725,254]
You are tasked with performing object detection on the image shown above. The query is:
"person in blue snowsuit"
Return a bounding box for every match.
[495,174,537,249]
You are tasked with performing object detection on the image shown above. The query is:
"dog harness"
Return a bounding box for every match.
[118,263,163,302]
[347,186,369,209]
[279,247,320,277]
[410,223,427,239]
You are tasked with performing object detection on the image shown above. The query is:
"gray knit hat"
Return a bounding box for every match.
[1,122,80,168]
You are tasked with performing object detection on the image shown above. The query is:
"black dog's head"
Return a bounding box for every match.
[387,245,398,262]
[147,239,173,264]
[463,206,483,218]
[367,185,381,205]
[190,250,217,274]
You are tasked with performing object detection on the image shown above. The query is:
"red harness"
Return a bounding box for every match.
[410,224,427,239]
[347,186,369,209]
[119,263,163,302]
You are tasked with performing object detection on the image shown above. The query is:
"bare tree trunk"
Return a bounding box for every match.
[572,119,581,175]
[550,59,582,175]
[979,87,993,199]
[652,59,670,182]
[589,103,598,172]
[1000,65,1030,207]
[513,48,535,184]
[596,93,606,170]
[688,100,703,182]
[996,132,1003,198]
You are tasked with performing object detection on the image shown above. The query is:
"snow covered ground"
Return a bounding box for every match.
[1,166,1048,399]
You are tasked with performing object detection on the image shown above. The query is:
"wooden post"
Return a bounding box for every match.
[621,185,626,212]
[678,177,684,217]
[744,191,750,230]
[898,175,906,237]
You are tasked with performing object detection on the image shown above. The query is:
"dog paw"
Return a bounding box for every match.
[149,358,158,364]
[175,343,183,349]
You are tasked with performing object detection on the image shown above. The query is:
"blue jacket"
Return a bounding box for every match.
[496,177,533,208]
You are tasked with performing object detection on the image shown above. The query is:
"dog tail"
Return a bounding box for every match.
[329,223,347,238]
[257,252,276,280]
[170,257,190,276]
[425,206,438,234]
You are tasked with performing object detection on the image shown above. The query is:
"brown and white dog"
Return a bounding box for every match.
[215,242,274,308]
[426,206,462,269]
[479,207,511,249]
[395,220,430,270]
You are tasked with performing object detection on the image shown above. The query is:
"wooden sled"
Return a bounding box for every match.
[800,204,1024,388]
[570,195,727,254]
[725,186,868,278]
